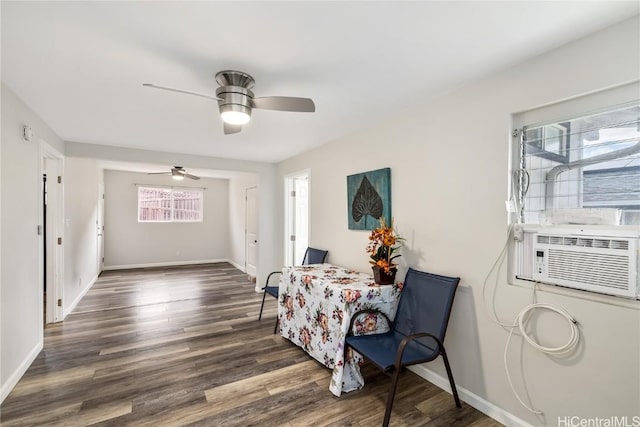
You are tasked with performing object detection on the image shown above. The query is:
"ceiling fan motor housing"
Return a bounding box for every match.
[215,70,256,120]
[216,86,253,118]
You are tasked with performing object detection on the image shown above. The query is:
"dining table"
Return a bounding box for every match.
[277,263,402,397]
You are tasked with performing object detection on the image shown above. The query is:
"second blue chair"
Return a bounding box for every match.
[258,247,328,333]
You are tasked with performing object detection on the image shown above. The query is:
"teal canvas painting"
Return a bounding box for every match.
[347,168,391,230]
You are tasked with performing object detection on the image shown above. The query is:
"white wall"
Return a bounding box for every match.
[0,84,65,401]
[277,18,640,425]
[103,170,229,268]
[63,157,103,315]
[228,173,259,273]
[66,142,279,286]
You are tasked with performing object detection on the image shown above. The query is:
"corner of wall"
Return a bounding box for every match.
[63,273,98,317]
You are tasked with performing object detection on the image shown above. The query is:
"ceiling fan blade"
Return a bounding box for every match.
[224,123,242,135]
[252,96,315,112]
[184,174,201,180]
[143,83,221,102]
[148,172,171,175]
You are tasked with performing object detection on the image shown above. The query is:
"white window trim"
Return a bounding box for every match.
[137,185,204,223]
[511,81,640,226]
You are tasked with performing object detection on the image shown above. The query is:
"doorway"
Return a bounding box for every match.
[42,173,47,323]
[97,183,105,275]
[40,143,64,324]
[245,186,258,280]
[285,171,310,266]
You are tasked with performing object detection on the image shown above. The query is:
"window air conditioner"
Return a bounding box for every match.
[514,226,639,299]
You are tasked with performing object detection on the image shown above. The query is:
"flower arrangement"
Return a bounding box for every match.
[366,217,403,273]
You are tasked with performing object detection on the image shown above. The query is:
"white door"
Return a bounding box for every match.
[97,183,105,274]
[285,172,310,265]
[40,143,64,323]
[245,186,258,278]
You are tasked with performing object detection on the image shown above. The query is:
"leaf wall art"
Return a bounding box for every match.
[346,168,391,230]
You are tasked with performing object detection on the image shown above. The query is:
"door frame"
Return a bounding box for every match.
[40,141,64,323]
[244,186,258,287]
[284,169,310,266]
[97,183,105,275]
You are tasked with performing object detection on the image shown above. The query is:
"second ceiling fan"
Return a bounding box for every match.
[149,166,200,181]
[143,70,316,135]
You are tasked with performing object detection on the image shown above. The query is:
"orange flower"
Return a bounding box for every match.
[367,217,403,272]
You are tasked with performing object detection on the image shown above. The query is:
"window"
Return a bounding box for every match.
[138,186,203,222]
[515,101,640,226]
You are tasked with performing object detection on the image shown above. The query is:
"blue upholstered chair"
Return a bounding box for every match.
[345,268,461,426]
[258,247,328,333]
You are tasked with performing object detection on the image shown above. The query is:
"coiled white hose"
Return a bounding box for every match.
[504,303,580,414]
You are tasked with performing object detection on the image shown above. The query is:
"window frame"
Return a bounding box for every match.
[511,84,640,227]
[524,121,571,164]
[137,186,204,223]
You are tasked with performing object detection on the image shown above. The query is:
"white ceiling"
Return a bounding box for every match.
[2,1,639,165]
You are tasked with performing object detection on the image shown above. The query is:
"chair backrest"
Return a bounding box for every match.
[393,268,460,352]
[302,247,329,265]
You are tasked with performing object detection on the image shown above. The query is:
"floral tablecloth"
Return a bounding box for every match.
[278,263,402,396]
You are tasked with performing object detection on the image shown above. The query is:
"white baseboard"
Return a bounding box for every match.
[64,273,98,318]
[103,258,228,271]
[409,365,531,427]
[1,339,43,404]
[225,260,264,291]
[227,259,246,273]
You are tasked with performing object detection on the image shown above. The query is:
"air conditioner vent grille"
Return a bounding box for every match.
[611,240,630,250]
[537,234,630,251]
[548,250,630,290]
[518,229,638,299]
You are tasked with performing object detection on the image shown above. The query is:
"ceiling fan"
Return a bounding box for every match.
[143,70,316,135]
[148,166,200,181]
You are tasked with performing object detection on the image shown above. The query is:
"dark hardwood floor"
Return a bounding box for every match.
[0,263,502,426]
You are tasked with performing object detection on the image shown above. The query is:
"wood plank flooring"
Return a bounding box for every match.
[0,263,503,426]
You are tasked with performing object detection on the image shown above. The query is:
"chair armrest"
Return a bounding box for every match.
[395,332,444,369]
[262,271,282,290]
[347,308,392,337]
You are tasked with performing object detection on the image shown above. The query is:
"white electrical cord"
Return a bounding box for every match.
[516,303,579,355]
[481,218,581,415]
[481,223,516,328]
[503,303,580,415]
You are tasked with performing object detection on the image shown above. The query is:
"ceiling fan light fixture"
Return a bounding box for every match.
[220,104,251,125]
[171,169,185,180]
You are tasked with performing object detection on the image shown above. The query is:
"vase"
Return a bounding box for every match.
[372,266,397,285]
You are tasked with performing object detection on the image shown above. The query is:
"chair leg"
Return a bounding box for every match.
[273,315,279,335]
[258,290,267,320]
[383,368,402,427]
[441,348,462,408]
